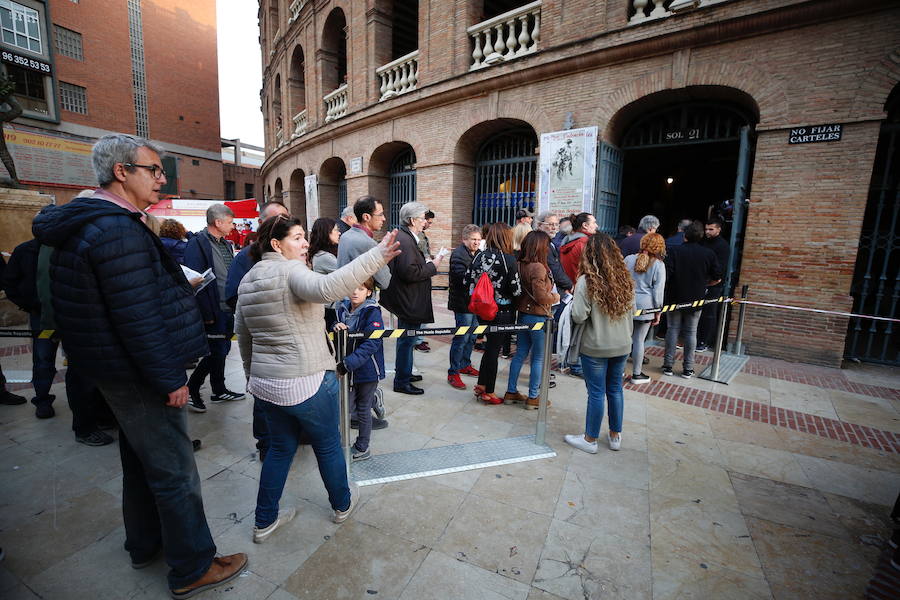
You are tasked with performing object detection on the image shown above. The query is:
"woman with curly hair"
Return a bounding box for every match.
[624,232,666,384]
[565,233,634,453]
[158,218,188,264]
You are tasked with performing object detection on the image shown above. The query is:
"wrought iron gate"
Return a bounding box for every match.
[594,142,622,234]
[473,129,537,225]
[845,101,899,365]
[389,148,416,230]
[338,179,347,215]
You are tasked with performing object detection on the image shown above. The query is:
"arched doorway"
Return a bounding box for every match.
[288,168,307,226]
[845,86,900,365]
[473,128,538,225]
[273,177,283,201]
[389,148,417,229]
[321,9,347,95]
[614,93,758,290]
[319,157,346,219]
[289,45,306,136]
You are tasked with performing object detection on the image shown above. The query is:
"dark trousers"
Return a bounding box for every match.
[697,285,724,348]
[394,319,421,387]
[96,379,216,590]
[188,313,233,395]
[30,314,57,404]
[65,366,107,437]
[253,396,269,453]
[477,309,515,394]
[350,380,378,452]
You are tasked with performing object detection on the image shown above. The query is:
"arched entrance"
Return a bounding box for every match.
[288,168,307,226]
[473,128,538,225]
[845,86,900,365]
[369,141,417,230]
[614,93,758,290]
[319,157,347,219]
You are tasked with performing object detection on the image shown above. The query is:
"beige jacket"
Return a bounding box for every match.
[235,246,387,378]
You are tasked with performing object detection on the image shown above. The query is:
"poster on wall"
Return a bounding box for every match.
[0,125,96,187]
[304,174,319,231]
[538,126,598,217]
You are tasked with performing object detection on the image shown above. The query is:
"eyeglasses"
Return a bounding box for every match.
[124,163,164,180]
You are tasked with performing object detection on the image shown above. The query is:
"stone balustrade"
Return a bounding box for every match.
[292,109,308,138]
[288,0,307,24]
[323,84,348,123]
[275,128,284,148]
[376,50,419,101]
[468,0,541,71]
[629,0,727,24]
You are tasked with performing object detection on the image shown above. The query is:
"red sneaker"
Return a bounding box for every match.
[447,373,465,389]
[459,365,480,377]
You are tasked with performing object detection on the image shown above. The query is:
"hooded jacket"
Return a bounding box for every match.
[447,243,476,313]
[335,297,385,385]
[31,196,208,394]
[559,232,590,284]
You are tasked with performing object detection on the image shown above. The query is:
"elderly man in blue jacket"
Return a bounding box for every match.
[184,203,245,413]
[32,134,247,599]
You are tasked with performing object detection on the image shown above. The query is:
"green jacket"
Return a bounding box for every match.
[571,275,633,358]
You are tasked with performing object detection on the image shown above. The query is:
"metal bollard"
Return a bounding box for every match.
[336,328,352,481]
[535,318,554,446]
[733,285,749,356]
[708,299,730,381]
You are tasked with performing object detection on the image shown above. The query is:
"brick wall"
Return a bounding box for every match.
[260,1,900,367]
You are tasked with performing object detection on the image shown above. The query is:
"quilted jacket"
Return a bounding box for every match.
[31,196,208,393]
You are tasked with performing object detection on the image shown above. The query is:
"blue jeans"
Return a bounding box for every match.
[256,372,349,528]
[30,313,57,403]
[95,379,216,590]
[393,319,420,387]
[252,396,269,453]
[580,354,627,438]
[448,312,478,375]
[506,314,547,398]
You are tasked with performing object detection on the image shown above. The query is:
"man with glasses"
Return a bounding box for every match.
[446,224,482,389]
[184,203,246,412]
[337,195,391,290]
[32,134,247,598]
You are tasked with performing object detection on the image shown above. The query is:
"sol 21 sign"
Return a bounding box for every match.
[789,124,842,144]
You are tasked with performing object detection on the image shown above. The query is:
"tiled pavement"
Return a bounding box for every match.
[1,311,899,599]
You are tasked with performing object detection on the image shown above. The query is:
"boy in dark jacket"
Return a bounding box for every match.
[335,279,387,462]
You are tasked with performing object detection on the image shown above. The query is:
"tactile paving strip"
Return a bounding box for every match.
[351,435,556,486]
[699,352,749,384]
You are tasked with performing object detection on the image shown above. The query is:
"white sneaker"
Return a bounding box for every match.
[253,507,296,543]
[608,433,622,451]
[333,483,359,524]
[564,434,598,454]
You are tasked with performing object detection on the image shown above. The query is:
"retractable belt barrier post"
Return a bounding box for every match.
[708,296,730,381]
[535,319,554,446]
[335,327,352,482]
[733,285,750,356]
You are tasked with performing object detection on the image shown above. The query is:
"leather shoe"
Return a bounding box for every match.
[410,374,423,382]
[393,384,424,395]
[170,553,248,599]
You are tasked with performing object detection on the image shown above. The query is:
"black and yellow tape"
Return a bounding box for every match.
[633,296,731,317]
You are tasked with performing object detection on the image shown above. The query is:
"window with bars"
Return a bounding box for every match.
[59,81,86,114]
[127,0,149,138]
[53,25,82,60]
[0,0,42,53]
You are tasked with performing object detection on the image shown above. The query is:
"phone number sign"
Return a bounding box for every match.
[1,49,51,74]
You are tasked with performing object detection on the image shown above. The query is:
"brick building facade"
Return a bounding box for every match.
[0,0,223,204]
[259,0,900,367]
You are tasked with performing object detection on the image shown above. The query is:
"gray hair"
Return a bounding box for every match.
[676,218,692,232]
[92,134,164,187]
[536,211,558,224]
[206,203,234,225]
[398,201,429,226]
[639,214,660,232]
[461,224,481,239]
[341,205,355,219]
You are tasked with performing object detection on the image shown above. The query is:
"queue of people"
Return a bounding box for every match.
[0,131,733,598]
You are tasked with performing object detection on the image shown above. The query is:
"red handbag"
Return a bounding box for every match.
[468,271,498,321]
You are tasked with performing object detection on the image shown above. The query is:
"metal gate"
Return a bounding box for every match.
[845,98,899,365]
[389,148,416,230]
[621,102,752,149]
[473,129,537,225]
[594,141,623,234]
[338,179,347,214]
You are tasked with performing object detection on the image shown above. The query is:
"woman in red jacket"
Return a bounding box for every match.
[559,212,598,283]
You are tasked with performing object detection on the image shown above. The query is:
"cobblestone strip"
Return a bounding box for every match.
[628,378,900,454]
[0,343,32,358]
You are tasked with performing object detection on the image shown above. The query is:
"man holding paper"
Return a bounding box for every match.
[379,202,446,395]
